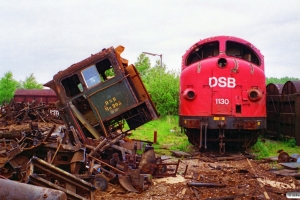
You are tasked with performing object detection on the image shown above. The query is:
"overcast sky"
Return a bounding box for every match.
[1,1,299,84]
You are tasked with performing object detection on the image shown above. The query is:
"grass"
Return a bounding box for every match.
[250,137,300,159]
[128,115,193,155]
[129,115,300,159]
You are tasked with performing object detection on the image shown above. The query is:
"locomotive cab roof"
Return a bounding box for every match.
[44,45,128,103]
[183,36,264,71]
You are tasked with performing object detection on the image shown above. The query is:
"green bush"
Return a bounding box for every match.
[251,139,270,159]
[285,139,297,148]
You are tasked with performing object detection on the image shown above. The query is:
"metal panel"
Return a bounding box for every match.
[266,81,300,144]
[280,81,300,143]
[266,83,283,95]
[86,76,137,120]
[266,83,283,136]
[282,81,300,95]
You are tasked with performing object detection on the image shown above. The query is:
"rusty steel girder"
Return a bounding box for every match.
[26,156,97,200]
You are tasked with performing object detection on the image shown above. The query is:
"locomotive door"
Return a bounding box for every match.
[211,77,233,115]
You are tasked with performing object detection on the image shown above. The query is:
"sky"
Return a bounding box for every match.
[0,0,299,84]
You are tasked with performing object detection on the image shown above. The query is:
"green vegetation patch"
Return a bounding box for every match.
[129,115,193,155]
[250,138,300,159]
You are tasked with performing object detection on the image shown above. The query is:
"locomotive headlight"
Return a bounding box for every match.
[248,88,262,102]
[183,89,196,100]
[217,58,227,68]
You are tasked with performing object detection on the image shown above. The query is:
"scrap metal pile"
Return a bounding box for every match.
[0,116,179,199]
[0,46,179,200]
[0,96,63,128]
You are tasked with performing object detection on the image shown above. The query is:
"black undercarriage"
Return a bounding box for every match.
[184,128,260,154]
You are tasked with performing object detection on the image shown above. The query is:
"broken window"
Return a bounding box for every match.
[61,74,83,98]
[82,58,116,88]
[186,41,219,66]
[95,58,115,81]
[82,65,101,88]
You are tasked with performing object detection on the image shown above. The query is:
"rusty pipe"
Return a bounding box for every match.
[88,155,127,175]
[88,138,107,156]
[43,125,56,142]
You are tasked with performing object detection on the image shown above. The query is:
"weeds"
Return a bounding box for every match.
[284,138,297,148]
[250,138,300,159]
[251,139,270,159]
[129,115,191,154]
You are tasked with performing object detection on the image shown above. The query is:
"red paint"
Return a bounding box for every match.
[180,36,266,119]
[179,36,267,149]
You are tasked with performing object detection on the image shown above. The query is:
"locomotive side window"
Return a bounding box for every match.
[82,65,101,88]
[61,74,83,98]
[95,58,115,81]
[82,58,116,88]
[226,41,260,66]
[186,41,219,66]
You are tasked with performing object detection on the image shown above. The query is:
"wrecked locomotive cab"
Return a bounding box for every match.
[44,45,159,140]
[42,45,161,192]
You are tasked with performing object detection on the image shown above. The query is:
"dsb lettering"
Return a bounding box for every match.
[209,77,236,88]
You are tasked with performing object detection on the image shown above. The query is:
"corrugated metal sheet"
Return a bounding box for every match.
[266,81,300,144]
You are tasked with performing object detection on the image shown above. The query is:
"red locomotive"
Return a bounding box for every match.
[179,36,266,153]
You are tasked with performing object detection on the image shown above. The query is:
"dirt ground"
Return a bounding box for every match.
[94,153,300,200]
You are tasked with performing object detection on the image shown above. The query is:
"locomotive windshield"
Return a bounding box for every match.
[226,41,260,66]
[186,41,219,66]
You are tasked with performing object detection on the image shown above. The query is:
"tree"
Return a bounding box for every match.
[20,73,43,89]
[134,53,179,116]
[266,76,299,85]
[144,67,179,116]
[0,71,19,104]
[134,54,151,78]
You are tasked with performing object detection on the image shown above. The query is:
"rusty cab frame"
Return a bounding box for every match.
[44,46,159,141]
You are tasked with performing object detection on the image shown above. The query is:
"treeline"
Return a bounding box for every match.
[0,72,42,104]
[0,55,299,115]
[134,54,179,116]
[266,77,299,85]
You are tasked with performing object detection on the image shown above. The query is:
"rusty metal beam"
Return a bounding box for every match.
[26,156,96,200]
